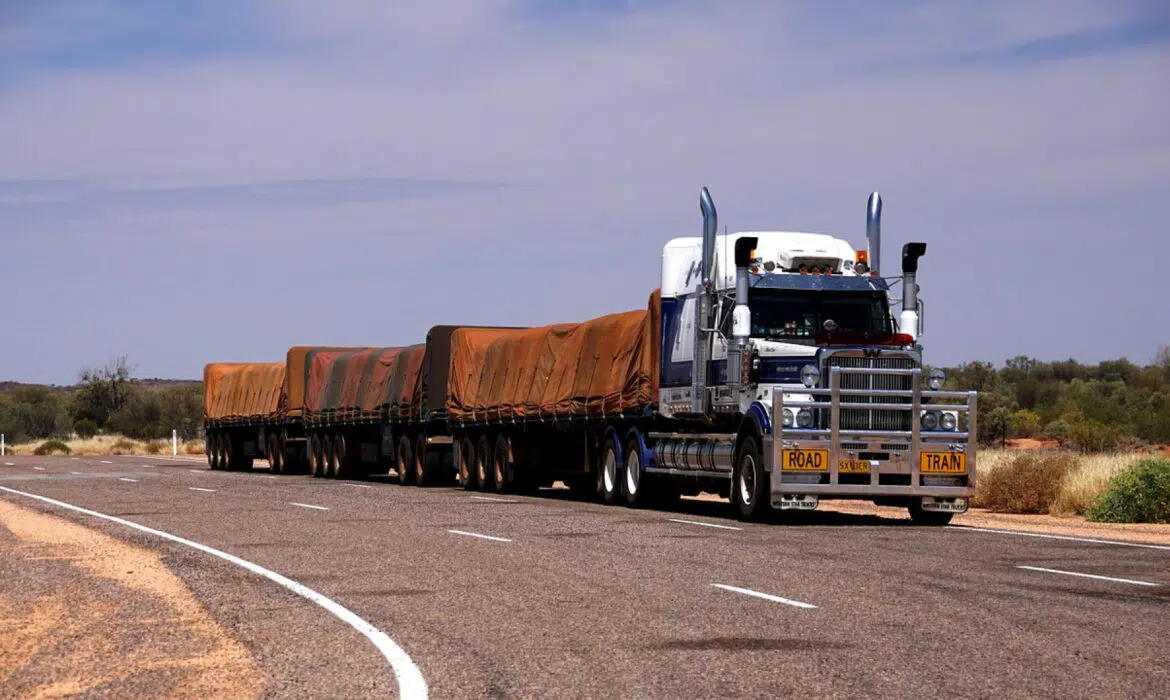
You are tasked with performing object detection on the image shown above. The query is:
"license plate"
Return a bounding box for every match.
[920,452,966,473]
[838,459,870,473]
[781,449,829,471]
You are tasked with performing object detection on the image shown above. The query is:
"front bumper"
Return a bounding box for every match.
[766,365,978,504]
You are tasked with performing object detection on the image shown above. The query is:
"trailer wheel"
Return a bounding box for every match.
[599,437,622,505]
[493,434,512,494]
[397,436,414,485]
[621,436,645,508]
[314,434,326,477]
[306,434,318,476]
[208,434,220,470]
[457,435,476,489]
[413,433,429,486]
[476,433,493,492]
[732,435,769,521]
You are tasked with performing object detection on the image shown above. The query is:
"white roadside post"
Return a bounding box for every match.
[172,430,178,456]
[1,434,5,456]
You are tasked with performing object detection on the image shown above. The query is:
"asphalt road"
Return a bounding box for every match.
[2,454,1168,699]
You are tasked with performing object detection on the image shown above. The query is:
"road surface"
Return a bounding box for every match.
[2,455,1167,698]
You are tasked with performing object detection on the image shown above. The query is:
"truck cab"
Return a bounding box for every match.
[652,189,976,524]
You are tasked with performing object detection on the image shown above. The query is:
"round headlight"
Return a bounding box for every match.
[796,408,814,428]
[782,409,794,428]
[940,412,958,431]
[927,369,946,391]
[920,411,939,430]
[800,364,820,388]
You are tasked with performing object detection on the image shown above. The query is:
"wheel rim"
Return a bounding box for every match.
[398,443,409,482]
[603,450,616,494]
[625,450,640,496]
[458,440,470,483]
[415,439,426,481]
[477,439,488,483]
[739,454,756,506]
[494,442,506,484]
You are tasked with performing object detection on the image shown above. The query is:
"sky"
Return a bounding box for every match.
[1,0,1168,384]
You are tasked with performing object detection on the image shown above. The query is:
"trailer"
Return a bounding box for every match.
[202,188,977,525]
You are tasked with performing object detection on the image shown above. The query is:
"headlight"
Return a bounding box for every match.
[796,408,814,428]
[800,364,820,388]
[782,409,794,428]
[920,411,939,430]
[927,369,945,391]
[940,412,958,431]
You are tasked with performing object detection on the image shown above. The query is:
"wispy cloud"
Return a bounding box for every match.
[0,0,1166,382]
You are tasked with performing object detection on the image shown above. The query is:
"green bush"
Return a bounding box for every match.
[1069,420,1119,453]
[974,451,1078,514]
[74,418,98,439]
[33,439,71,456]
[1085,457,1170,524]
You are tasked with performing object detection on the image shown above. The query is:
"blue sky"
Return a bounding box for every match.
[1,0,1167,384]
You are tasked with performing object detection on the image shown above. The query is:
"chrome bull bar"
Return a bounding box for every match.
[769,366,978,501]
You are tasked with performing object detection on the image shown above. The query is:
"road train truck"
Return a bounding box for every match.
[202,188,977,525]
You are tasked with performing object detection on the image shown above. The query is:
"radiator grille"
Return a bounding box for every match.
[825,354,917,432]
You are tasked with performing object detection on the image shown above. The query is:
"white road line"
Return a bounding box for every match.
[448,529,512,543]
[949,525,1170,552]
[262,475,277,479]
[71,472,84,475]
[100,460,113,464]
[0,485,427,699]
[71,457,80,460]
[668,518,743,531]
[189,487,216,493]
[291,502,329,511]
[1016,565,1160,587]
[119,478,139,483]
[4,462,14,466]
[344,484,372,489]
[469,495,516,503]
[189,469,204,474]
[141,464,156,468]
[33,467,45,471]
[712,583,818,609]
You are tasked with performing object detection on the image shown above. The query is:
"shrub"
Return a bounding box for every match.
[1050,452,1142,516]
[1011,409,1043,439]
[109,438,138,455]
[1069,420,1119,453]
[1042,420,1071,447]
[183,440,206,456]
[74,418,99,439]
[33,439,71,456]
[1085,457,1170,523]
[974,451,1078,514]
[144,440,165,455]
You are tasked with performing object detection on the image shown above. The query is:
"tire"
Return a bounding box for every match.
[414,434,429,486]
[271,434,285,474]
[278,429,291,473]
[599,436,622,505]
[732,435,769,521]
[331,434,346,479]
[908,504,954,526]
[621,436,646,508]
[307,434,319,477]
[458,435,476,490]
[319,434,333,478]
[210,434,223,470]
[397,436,414,486]
[493,434,511,494]
[476,433,493,492]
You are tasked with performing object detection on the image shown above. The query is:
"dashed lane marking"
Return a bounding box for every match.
[448,529,512,543]
[1017,565,1159,587]
[712,583,818,609]
[949,525,1170,552]
[291,502,329,511]
[669,518,743,531]
[119,478,139,483]
[188,487,216,493]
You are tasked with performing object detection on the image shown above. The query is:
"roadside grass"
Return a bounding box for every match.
[5,434,204,457]
[976,449,1147,517]
[1086,457,1170,524]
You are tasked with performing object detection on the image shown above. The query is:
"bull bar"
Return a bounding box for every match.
[768,365,978,505]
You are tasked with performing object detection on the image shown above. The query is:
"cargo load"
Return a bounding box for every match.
[202,362,286,425]
[446,290,660,422]
[303,345,427,424]
[284,346,370,419]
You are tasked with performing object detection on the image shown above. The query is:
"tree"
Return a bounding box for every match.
[72,356,136,428]
[985,406,1013,448]
[1011,409,1042,439]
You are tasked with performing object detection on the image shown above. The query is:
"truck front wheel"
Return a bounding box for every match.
[733,435,769,521]
[908,503,953,526]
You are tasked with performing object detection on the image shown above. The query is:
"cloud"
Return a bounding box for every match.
[0,0,1167,383]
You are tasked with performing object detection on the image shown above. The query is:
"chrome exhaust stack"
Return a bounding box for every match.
[692,187,718,414]
[866,192,882,276]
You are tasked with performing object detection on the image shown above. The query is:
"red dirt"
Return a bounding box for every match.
[1005,438,1060,450]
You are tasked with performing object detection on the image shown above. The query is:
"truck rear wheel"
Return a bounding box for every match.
[599,437,622,505]
[307,434,320,477]
[210,434,223,470]
[621,436,645,508]
[493,434,512,494]
[271,434,285,474]
[318,434,332,478]
[476,433,493,492]
[732,435,769,521]
[397,436,414,485]
[414,434,429,486]
[457,435,475,489]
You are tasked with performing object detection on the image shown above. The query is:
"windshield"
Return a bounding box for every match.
[746,289,892,341]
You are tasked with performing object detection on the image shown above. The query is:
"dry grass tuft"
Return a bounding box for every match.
[183,440,205,456]
[974,450,1079,514]
[4,434,200,457]
[143,440,166,455]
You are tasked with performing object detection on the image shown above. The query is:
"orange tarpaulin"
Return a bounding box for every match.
[202,362,286,423]
[302,345,427,421]
[447,290,661,422]
[284,346,369,418]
